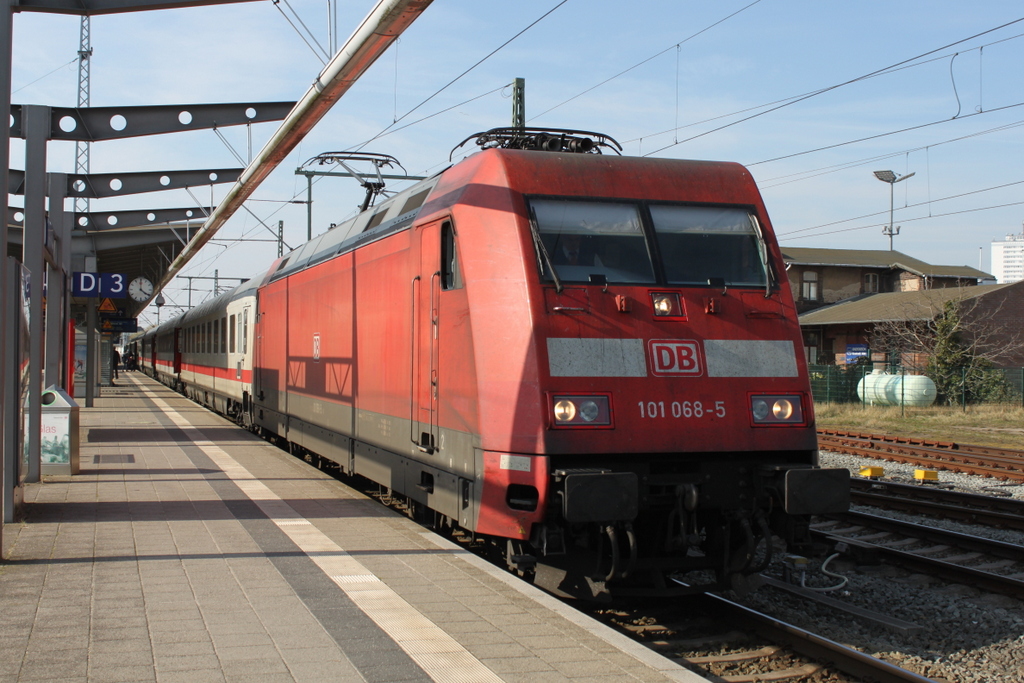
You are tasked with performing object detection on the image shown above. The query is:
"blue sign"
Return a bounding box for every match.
[845,343,869,364]
[72,272,127,298]
[100,317,138,333]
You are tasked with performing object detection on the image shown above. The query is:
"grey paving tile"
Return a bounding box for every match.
[86,663,158,682]
[152,669,226,683]
[153,653,223,672]
[219,657,291,676]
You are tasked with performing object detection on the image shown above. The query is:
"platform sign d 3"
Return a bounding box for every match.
[72,272,128,298]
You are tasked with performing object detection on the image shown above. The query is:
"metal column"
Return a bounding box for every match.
[22,105,50,484]
[46,174,69,389]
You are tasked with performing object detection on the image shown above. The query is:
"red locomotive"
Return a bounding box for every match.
[138,128,848,597]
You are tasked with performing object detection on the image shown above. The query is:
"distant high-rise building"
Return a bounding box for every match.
[992,226,1024,284]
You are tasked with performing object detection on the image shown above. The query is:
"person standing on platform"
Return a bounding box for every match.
[111,347,120,382]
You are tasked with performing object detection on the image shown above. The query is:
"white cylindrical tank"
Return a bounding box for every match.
[856,373,937,407]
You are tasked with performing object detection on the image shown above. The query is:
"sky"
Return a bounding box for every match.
[10,0,1024,327]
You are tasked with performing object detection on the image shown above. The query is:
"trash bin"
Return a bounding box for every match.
[40,385,80,475]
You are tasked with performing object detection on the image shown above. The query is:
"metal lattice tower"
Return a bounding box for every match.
[75,16,93,215]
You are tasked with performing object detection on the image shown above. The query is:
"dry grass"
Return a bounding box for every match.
[814,402,1024,450]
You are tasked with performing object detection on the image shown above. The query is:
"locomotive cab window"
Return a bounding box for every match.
[531,199,655,284]
[649,205,768,288]
[441,221,462,290]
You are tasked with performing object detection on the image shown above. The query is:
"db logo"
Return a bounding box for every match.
[649,340,703,376]
[312,333,321,362]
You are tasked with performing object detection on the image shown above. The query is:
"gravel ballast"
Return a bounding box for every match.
[730,450,1024,683]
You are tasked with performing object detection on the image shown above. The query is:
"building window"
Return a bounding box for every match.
[801,271,819,301]
[804,332,819,365]
[864,272,879,293]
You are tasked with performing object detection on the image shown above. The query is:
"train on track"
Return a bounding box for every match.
[134,127,849,598]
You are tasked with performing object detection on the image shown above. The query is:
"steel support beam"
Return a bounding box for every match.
[22,105,49,484]
[8,168,242,199]
[14,0,262,16]
[9,102,295,141]
[160,0,435,293]
[1,0,13,546]
[45,173,68,389]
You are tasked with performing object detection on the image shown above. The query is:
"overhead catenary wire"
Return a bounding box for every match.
[642,16,1024,157]
[528,0,766,123]
[778,177,1024,240]
[748,98,1024,167]
[758,118,1024,187]
[624,30,1024,149]
[355,0,571,153]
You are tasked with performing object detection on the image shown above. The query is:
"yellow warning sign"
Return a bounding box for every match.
[99,298,117,313]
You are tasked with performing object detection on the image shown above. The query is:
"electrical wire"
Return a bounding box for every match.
[643,16,1024,157]
[750,99,1024,167]
[622,31,1024,148]
[356,0,571,152]
[758,118,1024,188]
[529,0,766,123]
[779,199,1024,243]
[272,0,330,64]
[800,553,848,593]
[12,57,77,95]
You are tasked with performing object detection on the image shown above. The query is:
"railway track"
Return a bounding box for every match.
[597,594,936,683]
[850,478,1024,530]
[813,510,1024,600]
[818,429,1024,481]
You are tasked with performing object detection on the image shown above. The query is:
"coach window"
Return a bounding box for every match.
[242,309,249,354]
[207,321,213,354]
[802,271,819,301]
[441,221,462,290]
[221,317,228,354]
[229,315,236,353]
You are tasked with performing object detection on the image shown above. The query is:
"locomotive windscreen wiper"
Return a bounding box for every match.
[748,214,775,298]
[529,205,564,293]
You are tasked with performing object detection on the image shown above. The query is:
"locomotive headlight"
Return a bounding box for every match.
[579,400,600,422]
[651,292,683,318]
[752,399,770,421]
[750,394,805,426]
[554,400,577,422]
[550,394,612,428]
[772,399,794,420]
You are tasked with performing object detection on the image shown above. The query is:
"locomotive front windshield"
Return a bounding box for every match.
[531,198,769,288]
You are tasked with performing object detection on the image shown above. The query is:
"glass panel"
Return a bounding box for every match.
[650,205,767,287]
[532,199,655,284]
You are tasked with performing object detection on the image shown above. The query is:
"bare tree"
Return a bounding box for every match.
[869,287,1024,404]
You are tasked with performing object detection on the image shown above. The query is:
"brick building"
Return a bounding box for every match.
[782,247,991,315]
[797,280,1024,367]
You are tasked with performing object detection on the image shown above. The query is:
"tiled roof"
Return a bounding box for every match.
[781,247,992,280]
[798,284,1014,326]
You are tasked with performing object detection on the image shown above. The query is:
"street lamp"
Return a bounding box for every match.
[873,170,915,251]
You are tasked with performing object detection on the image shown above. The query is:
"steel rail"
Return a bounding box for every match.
[697,594,938,683]
[850,478,1024,530]
[156,0,435,295]
[815,511,1024,600]
[818,431,1024,481]
[821,429,1024,460]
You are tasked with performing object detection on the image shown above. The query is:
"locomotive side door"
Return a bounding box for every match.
[412,219,443,453]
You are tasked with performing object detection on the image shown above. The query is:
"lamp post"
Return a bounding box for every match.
[873,170,915,251]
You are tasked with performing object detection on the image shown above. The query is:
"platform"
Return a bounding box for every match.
[0,373,705,682]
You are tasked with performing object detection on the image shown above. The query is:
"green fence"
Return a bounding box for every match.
[807,364,1024,408]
